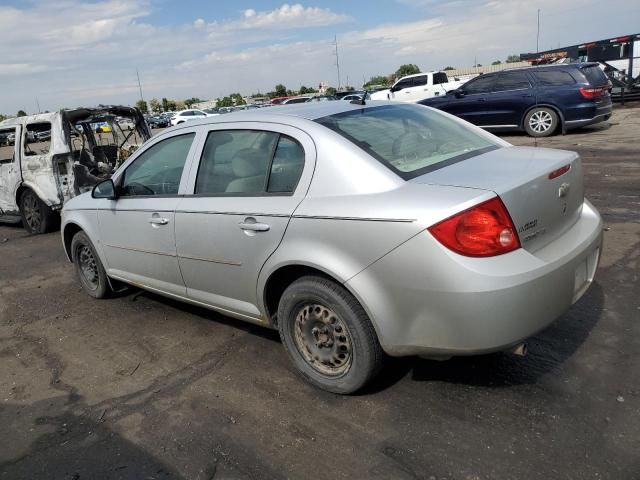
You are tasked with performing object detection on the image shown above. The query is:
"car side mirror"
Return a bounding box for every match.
[92,179,117,200]
[454,89,465,98]
[390,85,399,93]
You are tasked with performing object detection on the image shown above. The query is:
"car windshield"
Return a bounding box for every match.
[316,104,500,179]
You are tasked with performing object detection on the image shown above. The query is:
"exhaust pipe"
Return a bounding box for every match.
[511,343,528,357]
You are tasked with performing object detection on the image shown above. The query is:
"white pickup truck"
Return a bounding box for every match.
[370,71,471,102]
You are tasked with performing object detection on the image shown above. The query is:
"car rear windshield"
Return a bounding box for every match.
[315,104,499,179]
[580,65,608,86]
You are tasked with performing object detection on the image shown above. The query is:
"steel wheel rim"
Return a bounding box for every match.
[23,194,41,231]
[293,304,353,376]
[77,245,99,290]
[529,110,553,133]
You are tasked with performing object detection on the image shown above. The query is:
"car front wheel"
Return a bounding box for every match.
[71,231,110,299]
[524,107,558,137]
[277,276,384,394]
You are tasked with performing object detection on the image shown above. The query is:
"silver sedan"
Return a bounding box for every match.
[61,101,602,393]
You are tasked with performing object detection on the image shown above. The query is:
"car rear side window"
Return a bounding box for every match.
[433,72,449,85]
[316,104,499,180]
[532,70,576,86]
[464,75,495,94]
[24,122,52,156]
[0,127,15,164]
[580,65,608,86]
[195,130,304,195]
[121,133,194,196]
[494,72,531,91]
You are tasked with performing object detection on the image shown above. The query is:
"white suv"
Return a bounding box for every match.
[170,109,216,126]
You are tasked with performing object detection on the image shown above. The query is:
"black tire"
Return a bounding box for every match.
[20,189,58,234]
[277,276,384,394]
[524,107,559,137]
[71,231,110,299]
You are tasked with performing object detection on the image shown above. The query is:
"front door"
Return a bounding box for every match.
[0,126,21,215]
[445,74,497,125]
[175,125,314,319]
[97,131,198,296]
[479,71,534,127]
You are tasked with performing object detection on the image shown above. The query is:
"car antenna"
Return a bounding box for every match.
[350,89,367,106]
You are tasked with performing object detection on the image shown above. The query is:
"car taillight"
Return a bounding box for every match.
[579,86,607,99]
[428,197,520,257]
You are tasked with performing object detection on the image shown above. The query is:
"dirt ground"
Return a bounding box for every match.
[1,106,639,480]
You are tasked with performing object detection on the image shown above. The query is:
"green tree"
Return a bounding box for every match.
[506,54,521,63]
[17,110,27,117]
[166,100,177,111]
[0,114,6,122]
[217,96,234,108]
[474,63,483,67]
[274,84,287,97]
[149,98,161,113]
[491,60,502,65]
[299,86,312,94]
[325,87,337,96]
[135,100,148,113]
[161,97,169,111]
[184,97,203,108]
[443,66,455,71]
[345,85,355,92]
[395,64,420,79]
[363,75,390,88]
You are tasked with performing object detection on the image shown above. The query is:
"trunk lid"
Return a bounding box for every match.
[410,146,584,252]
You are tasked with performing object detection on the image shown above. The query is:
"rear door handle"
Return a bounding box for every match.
[239,219,270,232]
[149,217,169,226]
[477,97,487,102]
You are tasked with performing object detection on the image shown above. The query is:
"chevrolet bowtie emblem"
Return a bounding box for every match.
[558,183,570,198]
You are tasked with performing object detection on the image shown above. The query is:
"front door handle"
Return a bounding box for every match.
[149,217,169,226]
[239,217,270,232]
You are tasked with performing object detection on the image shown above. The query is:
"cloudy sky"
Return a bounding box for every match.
[1,0,638,113]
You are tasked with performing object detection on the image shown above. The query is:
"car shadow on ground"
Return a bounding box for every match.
[0,397,187,480]
[128,280,604,396]
[362,282,605,393]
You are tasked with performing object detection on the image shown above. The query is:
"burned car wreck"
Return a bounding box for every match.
[0,106,151,233]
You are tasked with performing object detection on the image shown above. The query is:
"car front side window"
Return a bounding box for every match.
[120,133,195,196]
[463,75,495,95]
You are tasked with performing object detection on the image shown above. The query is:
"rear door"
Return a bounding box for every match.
[0,125,21,214]
[175,123,315,319]
[443,74,496,124]
[479,71,534,127]
[402,75,431,101]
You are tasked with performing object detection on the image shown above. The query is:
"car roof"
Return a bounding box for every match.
[164,100,397,128]
[485,62,600,75]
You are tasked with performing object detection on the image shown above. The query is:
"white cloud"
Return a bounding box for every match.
[1,0,639,114]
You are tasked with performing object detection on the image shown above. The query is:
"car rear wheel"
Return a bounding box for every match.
[524,107,558,137]
[71,231,110,299]
[20,189,58,234]
[277,276,384,394]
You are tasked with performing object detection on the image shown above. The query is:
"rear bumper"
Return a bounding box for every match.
[347,199,603,357]
[564,101,612,130]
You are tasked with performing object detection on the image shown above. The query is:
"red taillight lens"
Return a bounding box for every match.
[428,197,521,257]
[579,86,607,99]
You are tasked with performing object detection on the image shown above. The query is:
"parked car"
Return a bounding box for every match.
[0,106,151,233]
[170,109,216,126]
[370,71,468,102]
[147,116,169,128]
[281,97,311,105]
[420,63,612,137]
[61,101,602,394]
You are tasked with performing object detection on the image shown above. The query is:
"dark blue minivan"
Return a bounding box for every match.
[420,63,612,137]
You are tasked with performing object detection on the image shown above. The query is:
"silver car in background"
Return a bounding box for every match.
[61,101,602,393]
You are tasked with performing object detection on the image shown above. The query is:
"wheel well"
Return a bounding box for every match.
[63,223,83,261]
[15,185,28,207]
[263,265,336,324]
[523,104,564,131]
